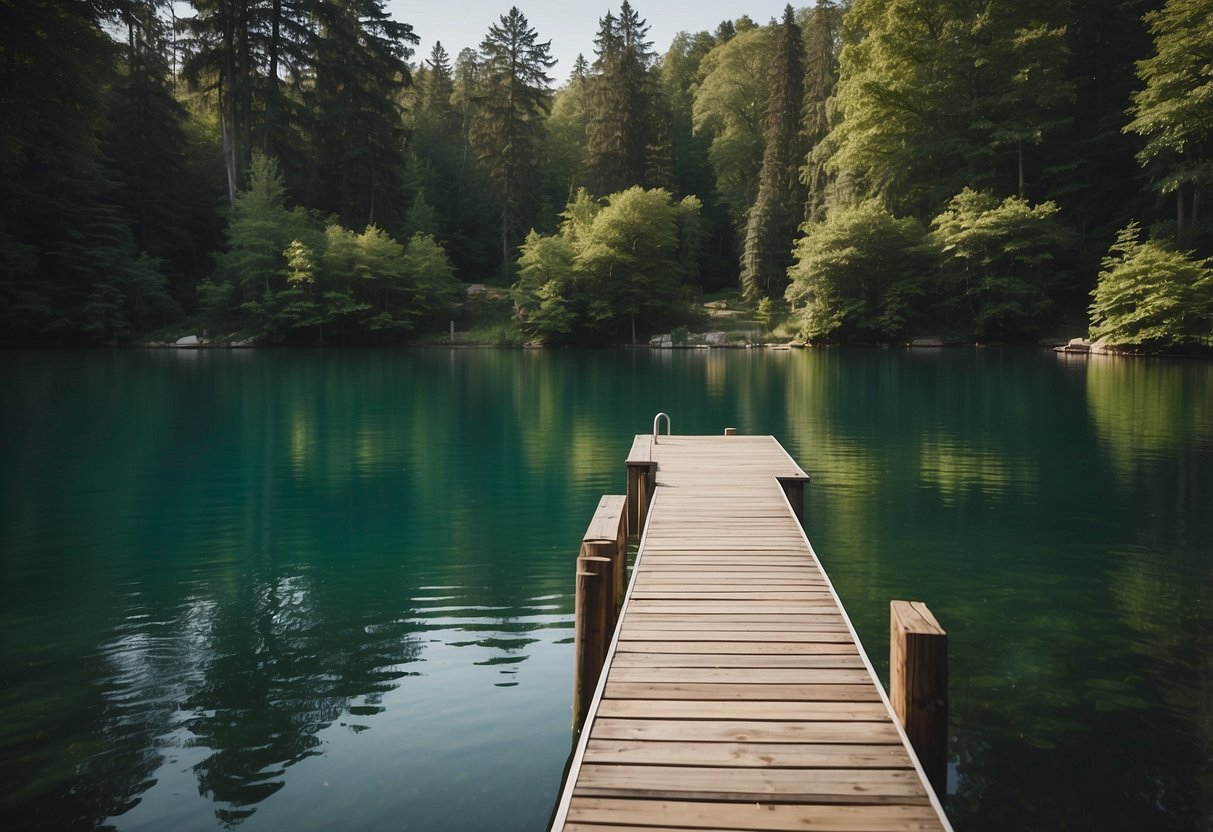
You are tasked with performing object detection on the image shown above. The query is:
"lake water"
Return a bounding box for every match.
[1,347,1210,831]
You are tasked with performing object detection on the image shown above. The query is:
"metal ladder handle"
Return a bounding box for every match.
[652,412,671,447]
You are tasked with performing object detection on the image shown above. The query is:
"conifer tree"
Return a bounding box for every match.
[585,2,670,194]
[740,6,805,302]
[801,0,841,223]
[470,6,556,268]
[309,0,417,230]
[1125,0,1213,248]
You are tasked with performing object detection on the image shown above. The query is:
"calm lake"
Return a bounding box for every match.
[1,347,1211,831]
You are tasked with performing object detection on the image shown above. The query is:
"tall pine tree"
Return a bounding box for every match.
[585,2,671,194]
[470,6,556,269]
[740,7,805,302]
[308,0,417,230]
[1125,0,1213,249]
[801,0,841,224]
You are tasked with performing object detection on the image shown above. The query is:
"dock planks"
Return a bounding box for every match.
[551,435,952,832]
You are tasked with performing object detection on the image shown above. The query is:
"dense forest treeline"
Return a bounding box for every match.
[1,0,1210,347]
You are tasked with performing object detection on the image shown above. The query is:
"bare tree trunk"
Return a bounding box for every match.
[220,77,238,205]
[1191,186,1199,246]
[1018,140,1025,198]
[265,0,281,156]
[222,11,238,205]
[368,163,377,227]
[1177,187,1186,244]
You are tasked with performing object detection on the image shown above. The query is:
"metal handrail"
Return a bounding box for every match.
[652,412,671,445]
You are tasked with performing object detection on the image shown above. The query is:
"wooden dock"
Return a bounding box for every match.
[551,433,953,832]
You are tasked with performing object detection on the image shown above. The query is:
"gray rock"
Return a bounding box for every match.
[703,331,728,346]
[910,336,944,347]
[649,334,673,348]
[230,338,256,348]
[175,335,203,347]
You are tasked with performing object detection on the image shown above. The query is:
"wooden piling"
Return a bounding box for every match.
[573,496,629,730]
[625,436,655,538]
[779,477,805,522]
[890,600,948,802]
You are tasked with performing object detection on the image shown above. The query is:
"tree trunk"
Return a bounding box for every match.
[1191,186,1199,246]
[265,0,281,156]
[1177,187,1185,244]
[368,163,377,227]
[1017,140,1024,198]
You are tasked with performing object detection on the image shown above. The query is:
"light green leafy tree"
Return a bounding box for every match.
[1090,223,1213,347]
[513,230,576,343]
[512,186,700,343]
[827,0,1071,217]
[401,232,461,325]
[930,188,1069,339]
[692,25,771,230]
[786,200,936,341]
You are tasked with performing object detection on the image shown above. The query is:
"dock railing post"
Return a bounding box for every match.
[573,549,610,730]
[625,435,656,539]
[573,496,629,731]
[890,600,948,803]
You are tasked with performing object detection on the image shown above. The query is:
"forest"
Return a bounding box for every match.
[1,0,1210,348]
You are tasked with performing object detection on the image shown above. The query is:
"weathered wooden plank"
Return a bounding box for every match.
[607,667,874,686]
[573,765,930,804]
[589,718,903,745]
[602,682,882,701]
[566,799,942,832]
[582,740,914,768]
[611,640,860,655]
[626,601,841,615]
[594,699,889,721]
[620,619,849,633]
[610,653,864,670]
[621,621,851,634]
[619,630,854,643]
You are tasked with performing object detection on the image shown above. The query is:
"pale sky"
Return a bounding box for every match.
[386,1,798,83]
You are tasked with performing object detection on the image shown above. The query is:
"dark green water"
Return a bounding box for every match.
[1,348,1210,831]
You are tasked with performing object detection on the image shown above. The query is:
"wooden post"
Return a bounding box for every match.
[625,435,654,538]
[574,496,629,730]
[779,477,805,523]
[573,551,611,730]
[890,600,948,802]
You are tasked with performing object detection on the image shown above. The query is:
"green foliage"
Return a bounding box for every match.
[514,231,576,344]
[1124,0,1213,246]
[205,155,456,343]
[585,3,670,194]
[513,187,700,344]
[930,188,1069,339]
[801,0,842,224]
[786,200,935,341]
[827,0,1072,217]
[740,6,806,303]
[1089,223,1213,347]
[471,7,556,268]
[204,154,313,334]
[693,26,771,230]
[544,75,591,200]
[402,232,461,323]
[756,297,774,331]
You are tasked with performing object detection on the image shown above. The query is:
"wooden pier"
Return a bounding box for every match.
[552,431,953,832]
